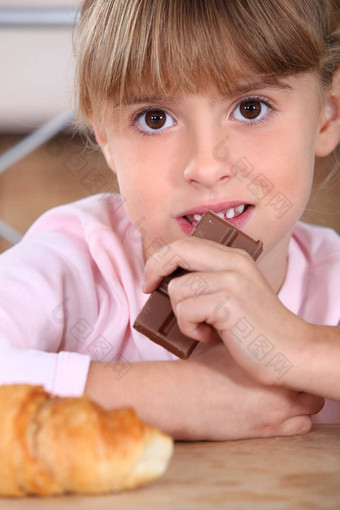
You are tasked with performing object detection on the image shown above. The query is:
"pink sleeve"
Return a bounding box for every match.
[0,338,90,397]
[0,226,96,396]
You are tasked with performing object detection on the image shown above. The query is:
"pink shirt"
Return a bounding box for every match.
[0,194,339,422]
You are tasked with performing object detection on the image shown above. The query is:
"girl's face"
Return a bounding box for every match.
[94,72,334,288]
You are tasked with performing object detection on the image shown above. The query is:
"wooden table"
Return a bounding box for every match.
[1,424,340,509]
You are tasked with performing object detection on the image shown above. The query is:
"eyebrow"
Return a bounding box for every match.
[215,79,293,103]
[120,79,293,107]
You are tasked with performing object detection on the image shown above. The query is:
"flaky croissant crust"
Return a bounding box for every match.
[0,384,173,497]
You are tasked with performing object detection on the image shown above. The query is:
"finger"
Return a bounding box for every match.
[173,292,231,340]
[296,392,325,416]
[184,322,217,343]
[278,415,312,436]
[144,237,252,292]
[167,268,266,307]
[167,270,228,303]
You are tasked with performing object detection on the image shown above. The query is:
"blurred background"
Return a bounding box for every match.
[0,0,118,253]
[0,0,339,255]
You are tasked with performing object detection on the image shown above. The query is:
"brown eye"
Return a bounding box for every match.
[239,100,262,119]
[232,99,271,124]
[144,110,167,130]
[135,108,174,135]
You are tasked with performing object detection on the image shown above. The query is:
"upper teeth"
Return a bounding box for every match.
[191,205,246,224]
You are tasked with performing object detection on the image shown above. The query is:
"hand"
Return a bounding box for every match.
[144,236,311,388]
[182,339,324,440]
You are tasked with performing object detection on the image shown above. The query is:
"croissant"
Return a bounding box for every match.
[0,384,174,497]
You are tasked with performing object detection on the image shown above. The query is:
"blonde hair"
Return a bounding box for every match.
[73,0,340,186]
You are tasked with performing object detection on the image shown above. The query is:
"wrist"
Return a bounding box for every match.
[294,323,340,399]
[85,359,200,440]
[263,317,314,390]
[273,319,318,391]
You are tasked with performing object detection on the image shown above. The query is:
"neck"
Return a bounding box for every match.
[257,231,292,295]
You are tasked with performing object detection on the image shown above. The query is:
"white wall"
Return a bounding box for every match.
[0,1,81,132]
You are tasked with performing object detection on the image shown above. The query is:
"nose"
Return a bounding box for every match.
[183,133,233,188]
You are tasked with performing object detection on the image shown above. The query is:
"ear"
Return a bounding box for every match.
[91,120,117,174]
[315,68,340,157]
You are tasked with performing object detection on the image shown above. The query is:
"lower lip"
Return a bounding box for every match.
[177,205,255,235]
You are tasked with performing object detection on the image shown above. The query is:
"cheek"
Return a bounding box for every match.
[278,136,315,207]
[117,153,179,215]
[111,144,146,196]
[280,104,320,198]
[242,127,316,246]
[254,126,315,204]
[112,150,168,235]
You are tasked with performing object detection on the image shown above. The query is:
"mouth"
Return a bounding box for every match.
[184,204,249,225]
[177,202,254,234]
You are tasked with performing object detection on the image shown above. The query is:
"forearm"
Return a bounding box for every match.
[281,324,340,400]
[84,359,199,440]
[84,339,325,441]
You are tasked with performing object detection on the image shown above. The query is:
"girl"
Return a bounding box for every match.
[0,0,339,441]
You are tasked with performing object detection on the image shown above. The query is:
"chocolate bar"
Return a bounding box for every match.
[133,210,263,359]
